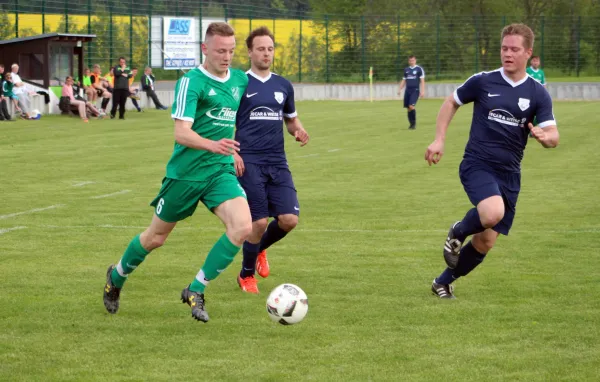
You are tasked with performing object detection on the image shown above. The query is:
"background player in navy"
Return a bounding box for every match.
[233,27,310,293]
[424,24,559,299]
[397,55,425,129]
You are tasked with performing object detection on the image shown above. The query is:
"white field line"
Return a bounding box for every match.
[0,204,65,220]
[0,226,27,235]
[328,149,341,152]
[298,153,320,158]
[72,181,96,187]
[90,190,131,199]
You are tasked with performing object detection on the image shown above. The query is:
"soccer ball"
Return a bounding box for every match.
[266,284,308,325]
[30,109,41,120]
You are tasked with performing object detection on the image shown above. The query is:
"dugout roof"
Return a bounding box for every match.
[0,33,96,89]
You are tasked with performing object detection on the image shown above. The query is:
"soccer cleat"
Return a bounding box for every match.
[181,286,209,322]
[237,275,259,294]
[103,265,121,314]
[256,250,270,278]
[431,279,456,299]
[409,123,416,130]
[443,221,462,269]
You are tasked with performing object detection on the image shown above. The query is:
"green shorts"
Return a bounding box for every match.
[150,170,247,223]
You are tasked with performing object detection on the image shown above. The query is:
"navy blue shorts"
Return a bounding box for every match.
[459,160,521,235]
[404,89,420,108]
[237,163,299,222]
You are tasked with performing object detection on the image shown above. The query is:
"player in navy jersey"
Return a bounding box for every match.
[233,27,310,294]
[398,55,425,129]
[424,24,560,299]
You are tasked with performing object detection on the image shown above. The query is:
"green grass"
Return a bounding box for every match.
[1,101,600,381]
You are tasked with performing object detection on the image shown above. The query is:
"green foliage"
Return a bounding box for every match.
[2,1,600,81]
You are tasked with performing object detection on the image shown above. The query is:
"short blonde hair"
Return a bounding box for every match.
[205,22,235,38]
[501,23,534,50]
[11,63,19,69]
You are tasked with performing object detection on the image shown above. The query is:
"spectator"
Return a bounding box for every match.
[82,68,96,102]
[104,68,115,92]
[128,67,142,112]
[62,75,103,122]
[110,57,132,120]
[91,64,111,113]
[2,72,25,118]
[0,65,14,121]
[10,63,36,119]
[141,67,168,110]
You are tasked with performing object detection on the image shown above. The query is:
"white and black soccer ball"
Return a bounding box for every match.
[266,284,308,325]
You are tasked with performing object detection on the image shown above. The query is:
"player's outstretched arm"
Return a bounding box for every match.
[528,123,559,148]
[420,77,425,98]
[285,117,309,147]
[174,119,240,155]
[424,93,460,166]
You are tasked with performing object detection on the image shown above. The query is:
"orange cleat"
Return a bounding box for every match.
[237,275,259,294]
[256,250,270,278]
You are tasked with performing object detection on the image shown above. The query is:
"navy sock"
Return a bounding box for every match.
[454,208,485,242]
[240,241,260,278]
[259,219,289,252]
[435,267,458,285]
[101,98,110,110]
[408,110,416,124]
[453,241,486,277]
[411,109,416,124]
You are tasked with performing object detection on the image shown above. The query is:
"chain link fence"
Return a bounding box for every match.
[1,1,599,82]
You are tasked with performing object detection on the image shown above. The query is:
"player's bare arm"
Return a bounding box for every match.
[425,94,461,166]
[420,77,425,98]
[174,119,240,155]
[528,123,559,148]
[233,151,245,176]
[397,79,406,95]
[285,117,309,146]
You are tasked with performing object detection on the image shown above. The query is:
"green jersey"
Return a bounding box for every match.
[167,66,248,181]
[526,66,546,85]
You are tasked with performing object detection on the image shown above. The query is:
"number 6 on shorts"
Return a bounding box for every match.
[156,198,165,215]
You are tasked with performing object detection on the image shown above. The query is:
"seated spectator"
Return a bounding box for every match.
[104,68,115,92]
[10,63,37,119]
[82,68,96,102]
[141,67,168,110]
[91,64,111,113]
[0,64,14,121]
[2,73,27,118]
[128,67,142,112]
[61,76,104,122]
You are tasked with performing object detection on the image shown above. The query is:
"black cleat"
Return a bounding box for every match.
[443,221,462,269]
[431,279,456,299]
[181,286,209,322]
[103,265,121,314]
[408,123,416,130]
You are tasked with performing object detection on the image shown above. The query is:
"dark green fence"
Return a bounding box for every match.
[1,1,599,82]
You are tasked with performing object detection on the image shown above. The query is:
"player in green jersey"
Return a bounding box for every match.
[103,22,252,323]
[526,55,546,130]
[526,56,546,87]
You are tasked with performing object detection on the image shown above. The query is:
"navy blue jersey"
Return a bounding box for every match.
[454,68,556,173]
[235,71,297,165]
[403,65,425,90]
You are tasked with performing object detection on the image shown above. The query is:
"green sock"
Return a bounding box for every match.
[111,234,150,288]
[189,233,241,293]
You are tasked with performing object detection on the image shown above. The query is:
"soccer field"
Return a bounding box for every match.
[1,101,599,381]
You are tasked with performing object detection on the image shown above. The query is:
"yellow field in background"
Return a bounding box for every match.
[13,14,321,42]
